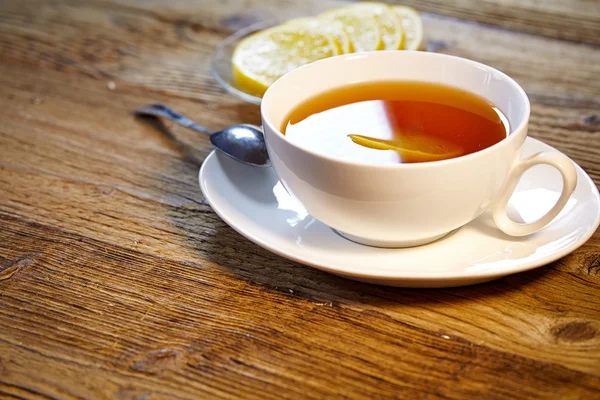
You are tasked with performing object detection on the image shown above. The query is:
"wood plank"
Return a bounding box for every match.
[1,0,599,102]
[390,0,600,46]
[0,50,597,183]
[0,62,599,379]
[9,0,596,45]
[2,215,600,399]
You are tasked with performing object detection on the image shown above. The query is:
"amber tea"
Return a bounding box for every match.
[282,81,509,164]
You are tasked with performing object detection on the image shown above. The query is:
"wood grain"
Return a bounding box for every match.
[2,215,600,400]
[2,1,600,101]
[1,0,599,398]
[389,0,600,46]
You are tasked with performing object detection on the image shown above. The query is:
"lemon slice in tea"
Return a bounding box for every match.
[392,6,424,50]
[284,17,351,54]
[347,2,404,50]
[348,134,463,163]
[319,7,382,52]
[232,24,338,97]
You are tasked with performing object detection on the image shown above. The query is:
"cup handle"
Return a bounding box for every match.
[492,151,578,236]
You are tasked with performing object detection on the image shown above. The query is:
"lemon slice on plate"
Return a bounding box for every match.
[347,2,404,50]
[392,6,424,50]
[232,24,338,97]
[284,17,351,54]
[348,134,463,163]
[319,8,382,52]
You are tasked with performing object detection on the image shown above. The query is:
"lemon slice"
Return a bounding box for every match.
[392,6,424,50]
[232,25,338,97]
[319,8,382,52]
[285,17,351,54]
[347,2,404,50]
[348,134,463,163]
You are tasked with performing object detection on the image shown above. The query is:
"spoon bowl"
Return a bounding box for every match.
[210,124,270,167]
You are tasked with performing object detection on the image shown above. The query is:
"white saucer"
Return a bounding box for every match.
[199,138,600,288]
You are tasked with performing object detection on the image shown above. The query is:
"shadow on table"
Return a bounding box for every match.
[196,220,554,307]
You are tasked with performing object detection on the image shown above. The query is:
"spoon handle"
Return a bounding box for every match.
[134,104,212,135]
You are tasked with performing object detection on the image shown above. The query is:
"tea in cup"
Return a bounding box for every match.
[261,51,577,247]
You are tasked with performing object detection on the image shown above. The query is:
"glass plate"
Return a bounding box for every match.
[211,19,281,105]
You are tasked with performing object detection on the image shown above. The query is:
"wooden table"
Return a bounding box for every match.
[1,0,599,398]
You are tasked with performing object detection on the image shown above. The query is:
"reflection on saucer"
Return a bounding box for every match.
[273,181,308,227]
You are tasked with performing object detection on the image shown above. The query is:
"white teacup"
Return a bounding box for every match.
[261,51,577,247]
